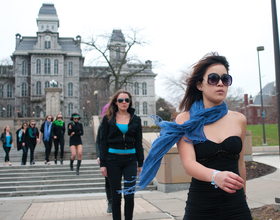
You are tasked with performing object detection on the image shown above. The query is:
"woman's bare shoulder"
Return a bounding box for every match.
[175,111,190,124]
[228,110,246,124]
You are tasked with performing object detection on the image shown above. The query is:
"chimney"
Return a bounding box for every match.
[244,94,248,106]
[15,33,21,49]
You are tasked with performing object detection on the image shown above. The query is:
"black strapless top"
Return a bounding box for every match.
[183,136,252,220]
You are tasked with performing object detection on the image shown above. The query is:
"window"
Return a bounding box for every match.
[7,105,12,117]
[142,82,147,95]
[68,103,73,116]
[68,62,73,76]
[134,82,139,95]
[143,102,147,115]
[35,106,40,117]
[54,59,58,74]
[44,58,50,74]
[257,109,261,117]
[22,83,27,96]
[0,84,3,98]
[45,81,50,88]
[45,41,51,49]
[22,103,27,117]
[68,83,73,96]
[0,105,3,117]
[36,81,41,95]
[135,102,139,115]
[36,59,41,74]
[144,121,148,127]
[22,61,27,76]
[116,45,120,60]
[7,84,12,98]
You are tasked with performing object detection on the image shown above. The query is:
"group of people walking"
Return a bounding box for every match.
[1,113,84,175]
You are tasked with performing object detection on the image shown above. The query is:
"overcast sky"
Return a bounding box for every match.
[1,0,279,103]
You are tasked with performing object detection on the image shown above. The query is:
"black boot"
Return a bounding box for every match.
[106,188,112,213]
[70,159,74,171]
[76,160,81,175]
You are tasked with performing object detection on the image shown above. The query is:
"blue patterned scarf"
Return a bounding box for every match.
[43,121,52,141]
[122,99,228,194]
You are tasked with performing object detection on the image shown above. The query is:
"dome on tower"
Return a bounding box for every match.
[39,3,57,15]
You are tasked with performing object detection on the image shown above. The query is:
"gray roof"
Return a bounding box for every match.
[253,81,276,105]
[39,4,57,15]
[16,38,37,50]
[58,39,81,52]
[110,30,125,43]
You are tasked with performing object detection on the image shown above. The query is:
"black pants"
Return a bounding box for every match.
[27,143,36,163]
[21,143,28,165]
[3,145,11,162]
[106,153,137,220]
[54,137,64,160]
[43,139,52,162]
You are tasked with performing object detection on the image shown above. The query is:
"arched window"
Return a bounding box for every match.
[54,59,58,74]
[36,81,41,95]
[68,61,73,76]
[116,45,120,60]
[135,102,139,115]
[0,105,3,117]
[143,102,147,115]
[68,83,73,96]
[44,58,50,74]
[22,82,27,96]
[35,106,40,117]
[45,41,51,49]
[7,105,12,117]
[0,84,3,98]
[45,81,50,88]
[36,59,41,74]
[22,61,27,76]
[22,103,27,117]
[7,84,12,98]
[68,103,73,116]
[134,82,139,95]
[142,82,147,95]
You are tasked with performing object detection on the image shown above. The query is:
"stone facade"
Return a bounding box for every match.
[0,3,156,126]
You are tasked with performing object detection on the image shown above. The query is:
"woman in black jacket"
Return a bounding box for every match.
[16,123,28,165]
[100,89,144,220]
[39,115,53,165]
[68,113,83,175]
[22,120,40,165]
[0,125,13,166]
[51,114,65,165]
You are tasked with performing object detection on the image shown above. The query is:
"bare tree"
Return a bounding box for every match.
[224,87,244,111]
[82,28,151,93]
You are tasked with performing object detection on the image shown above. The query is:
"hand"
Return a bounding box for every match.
[69,125,72,129]
[214,171,244,194]
[137,167,142,176]
[97,157,100,165]
[22,143,25,146]
[54,136,57,139]
[70,132,75,137]
[100,167,107,177]
[37,138,41,144]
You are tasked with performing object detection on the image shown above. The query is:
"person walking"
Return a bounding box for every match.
[68,113,83,175]
[16,123,28,165]
[51,114,65,165]
[39,115,53,165]
[96,103,112,213]
[0,125,13,166]
[99,89,144,220]
[131,52,252,219]
[22,120,40,165]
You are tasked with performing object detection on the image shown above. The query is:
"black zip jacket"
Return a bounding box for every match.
[0,132,13,146]
[51,122,65,139]
[100,107,144,167]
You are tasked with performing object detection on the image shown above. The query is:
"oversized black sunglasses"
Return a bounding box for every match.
[207,73,232,86]
[117,98,130,103]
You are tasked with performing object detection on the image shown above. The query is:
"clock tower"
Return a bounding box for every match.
[36,3,59,33]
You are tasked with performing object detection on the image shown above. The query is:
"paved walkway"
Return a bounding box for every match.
[0,154,279,220]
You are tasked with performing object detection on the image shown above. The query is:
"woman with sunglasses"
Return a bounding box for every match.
[16,123,28,165]
[0,125,13,166]
[99,89,144,220]
[68,113,83,175]
[132,52,252,219]
[22,120,40,165]
[39,115,53,165]
[51,114,65,165]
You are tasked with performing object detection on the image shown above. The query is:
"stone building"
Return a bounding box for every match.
[0,3,156,126]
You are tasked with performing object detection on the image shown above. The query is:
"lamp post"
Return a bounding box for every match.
[257,46,267,145]
[94,91,98,115]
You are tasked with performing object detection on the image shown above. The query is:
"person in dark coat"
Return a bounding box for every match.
[16,123,28,165]
[39,115,53,165]
[0,125,13,166]
[51,113,65,165]
[68,113,83,175]
[22,120,40,165]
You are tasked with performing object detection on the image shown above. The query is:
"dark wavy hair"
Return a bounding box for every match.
[105,89,133,121]
[179,52,229,111]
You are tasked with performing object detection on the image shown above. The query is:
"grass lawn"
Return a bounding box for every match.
[247,124,279,146]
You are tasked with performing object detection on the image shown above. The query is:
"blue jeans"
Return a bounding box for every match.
[106,153,137,220]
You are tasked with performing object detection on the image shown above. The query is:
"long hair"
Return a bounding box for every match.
[105,89,133,121]
[179,52,229,111]
[44,115,53,122]
[3,125,9,132]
